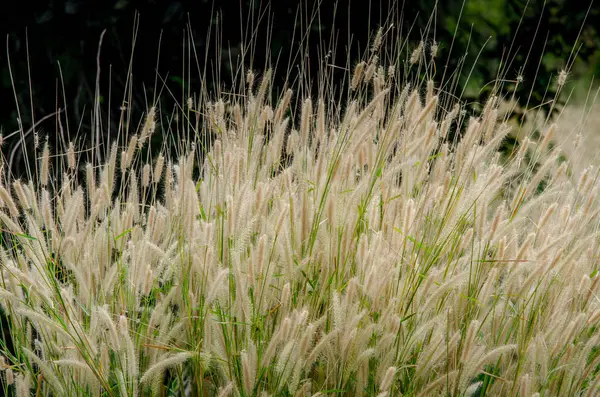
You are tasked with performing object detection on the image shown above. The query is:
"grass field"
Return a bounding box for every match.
[1,5,600,397]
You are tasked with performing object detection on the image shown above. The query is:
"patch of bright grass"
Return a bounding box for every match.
[1,2,600,397]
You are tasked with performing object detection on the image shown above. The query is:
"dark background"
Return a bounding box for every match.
[1,0,599,176]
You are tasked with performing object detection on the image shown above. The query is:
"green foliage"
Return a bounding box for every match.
[436,0,599,118]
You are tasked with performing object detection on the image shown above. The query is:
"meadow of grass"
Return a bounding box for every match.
[1,4,600,397]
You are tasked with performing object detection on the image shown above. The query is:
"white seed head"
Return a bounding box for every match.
[557,69,568,87]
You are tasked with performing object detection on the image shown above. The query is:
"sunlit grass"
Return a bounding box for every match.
[1,4,600,397]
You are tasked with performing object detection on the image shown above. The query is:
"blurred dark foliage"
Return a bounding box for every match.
[443,0,600,115]
[0,0,598,177]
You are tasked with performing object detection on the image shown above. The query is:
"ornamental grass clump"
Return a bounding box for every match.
[1,8,600,397]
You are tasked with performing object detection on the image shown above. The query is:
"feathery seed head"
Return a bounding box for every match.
[557,69,568,87]
[410,41,424,65]
[430,40,439,58]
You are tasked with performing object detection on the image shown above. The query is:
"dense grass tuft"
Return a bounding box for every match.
[1,4,600,397]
